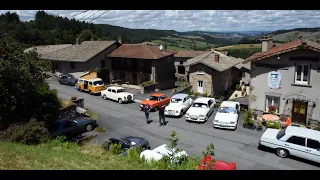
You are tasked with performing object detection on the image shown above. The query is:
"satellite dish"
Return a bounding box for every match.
[159,45,163,50]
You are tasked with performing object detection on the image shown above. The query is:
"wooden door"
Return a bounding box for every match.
[132,72,137,85]
[291,101,308,125]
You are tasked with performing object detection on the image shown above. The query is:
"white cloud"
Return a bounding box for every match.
[1,10,320,32]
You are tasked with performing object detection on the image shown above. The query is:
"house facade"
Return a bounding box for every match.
[107,44,176,90]
[28,41,120,83]
[185,51,244,97]
[245,39,320,125]
[173,51,208,80]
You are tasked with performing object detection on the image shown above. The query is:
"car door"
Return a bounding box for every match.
[64,120,79,137]
[305,138,320,163]
[61,75,67,84]
[208,100,214,114]
[285,136,307,159]
[182,97,188,111]
[111,89,117,100]
[106,88,112,98]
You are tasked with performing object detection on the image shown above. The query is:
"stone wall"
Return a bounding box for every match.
[189,64,213,95]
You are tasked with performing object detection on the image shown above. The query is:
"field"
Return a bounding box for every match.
[216,44,261,50]
[151,36,213,51]
[272,31,320,42]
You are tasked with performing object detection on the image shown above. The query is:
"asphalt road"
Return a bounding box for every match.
[49,80,320,170]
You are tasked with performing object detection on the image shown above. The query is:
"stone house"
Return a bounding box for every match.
[25,41,120,83]
[184,51,244,97]
[106,44,176,90]
[244,38,320,126]
[173,51,208,79]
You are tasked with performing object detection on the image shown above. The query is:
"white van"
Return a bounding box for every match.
[259,126,320,163]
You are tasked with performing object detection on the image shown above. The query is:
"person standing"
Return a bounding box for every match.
[158,105,166,126]
[144,104,151,124]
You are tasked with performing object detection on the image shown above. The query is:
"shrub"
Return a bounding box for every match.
[243,109,254,126]
[0,119,49,145]
[219,96,225,102]
[203,91,208,97]
[108,143,123,155]
[236,84,242,91]
[202,142,215,157]
[266,121,280,129]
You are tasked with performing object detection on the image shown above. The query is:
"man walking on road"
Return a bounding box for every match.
[158,105,167,126]
[144,104,151,124]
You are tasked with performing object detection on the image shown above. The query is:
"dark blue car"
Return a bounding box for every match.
[50,118,97,139]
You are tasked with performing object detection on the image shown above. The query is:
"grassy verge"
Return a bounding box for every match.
[0,141,152,170]
[85,109,99,120]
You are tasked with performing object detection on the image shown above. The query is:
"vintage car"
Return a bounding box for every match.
[101,86,134,104]
[258,126,320,163]
[140,144,188,163]
[77,78,105,95]
[185,97,215,123]
[164,93,194,117]
[198,155,236,170]
[213,101,240,130]
[140,93,170,111]
[58,73,77,86]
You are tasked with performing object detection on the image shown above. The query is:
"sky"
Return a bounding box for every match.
[1,10,320,32]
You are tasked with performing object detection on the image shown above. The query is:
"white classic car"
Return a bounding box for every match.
[185,97,215,123]
[139,144,188,163]
[258,126,320,163]
[213,101,240,130]
[164,93,194,117]
[101,86,134,104]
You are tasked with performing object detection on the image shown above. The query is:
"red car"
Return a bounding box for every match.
[198,155,236,170]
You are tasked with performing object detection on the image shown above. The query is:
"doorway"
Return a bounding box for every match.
[197,80,203,94]
[132,72,137,85]
[291,101,308,125]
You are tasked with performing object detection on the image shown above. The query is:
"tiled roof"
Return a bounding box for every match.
[216,50,229,56]
[41,41,117,62]
[245,39,320,62]
[174,50,208,58]
[107,44,175,59]
[24,44,72,55]
[234,60,251,70]
[185,51,244,72]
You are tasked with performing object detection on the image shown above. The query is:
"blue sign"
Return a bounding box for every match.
[268,71,281,90]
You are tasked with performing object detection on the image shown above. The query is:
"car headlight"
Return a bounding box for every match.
[175,110,179,113]
[230,122,236,124]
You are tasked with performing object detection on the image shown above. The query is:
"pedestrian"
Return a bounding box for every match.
[144,104,151,123]
[158,104,167,126]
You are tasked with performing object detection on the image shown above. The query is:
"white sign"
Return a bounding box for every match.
[268,71,281,90]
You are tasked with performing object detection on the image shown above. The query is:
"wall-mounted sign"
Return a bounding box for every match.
[268,71,281,90]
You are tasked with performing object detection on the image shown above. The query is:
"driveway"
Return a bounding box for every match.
[48,80,320,170]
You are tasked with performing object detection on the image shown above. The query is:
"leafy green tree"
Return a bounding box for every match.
[0,38,60,130]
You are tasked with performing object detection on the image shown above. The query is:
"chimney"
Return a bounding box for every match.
[214,54,219,63]
[267,37,273,49]
[76,38,80,45]
[118,36,122,44]
[261,36,269,52]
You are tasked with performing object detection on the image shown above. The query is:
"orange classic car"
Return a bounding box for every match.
[140,93,170,111]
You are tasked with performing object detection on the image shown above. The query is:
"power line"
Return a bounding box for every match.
[83,10,100,21]
[78,10,94,21]
[68,10,90,18]
[88,10,109,23]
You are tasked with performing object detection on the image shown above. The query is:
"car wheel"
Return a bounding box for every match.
[276,148,289,158]
[103,94,107,100]
[142,145,147,151]
[154,106,158,111]
[179,110,184,117]
[78,87,81,91]
[85,124,93,132]
[118,98,123,104]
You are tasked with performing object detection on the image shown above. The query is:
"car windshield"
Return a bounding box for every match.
[148,96,158,101]
[117,89,126,93]
[192,103,207,108]
[276,129,286,140]
[93,80,104,86]
[218,107,237,114]
[171,98,182,103]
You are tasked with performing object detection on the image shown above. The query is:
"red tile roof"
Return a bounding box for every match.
[245,39,320,63]
[107,44,175,59]
[174,50,208,58]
